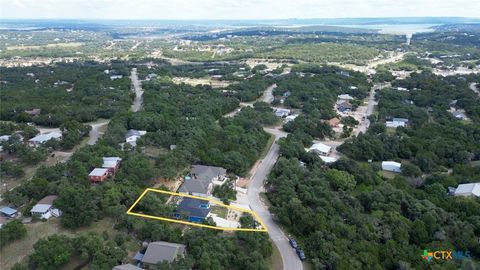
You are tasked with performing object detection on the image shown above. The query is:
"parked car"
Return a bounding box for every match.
[296,249,306,261]
[289,238,298,249]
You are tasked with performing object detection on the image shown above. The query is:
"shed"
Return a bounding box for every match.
[381,161,402,173]
[454,183,480,197]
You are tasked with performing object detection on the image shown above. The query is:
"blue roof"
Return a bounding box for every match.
[176,198,210,219]
[0,207,17,215]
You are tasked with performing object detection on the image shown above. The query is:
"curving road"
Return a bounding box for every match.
[247,127,303,270]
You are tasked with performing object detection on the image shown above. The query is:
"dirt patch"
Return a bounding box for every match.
[172,77,234,88]
[236,178,249,188]
[155,177,183,192]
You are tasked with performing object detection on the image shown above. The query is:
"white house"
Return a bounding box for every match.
[337,94,354,101]
[31,195,61,219]
[125,129,147,147]
[308,143,332,156]
[275,108,291,118]
[284,114,299,123]
[386,118,409,128]
[110,75,123,80]
[381,161,402,173]
[454,183,480,197]
[320,156,338,164]
[28,132,63,146]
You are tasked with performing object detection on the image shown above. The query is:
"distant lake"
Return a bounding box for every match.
[334,24,439,34]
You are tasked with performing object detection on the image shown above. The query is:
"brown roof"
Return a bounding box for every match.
[38,195,58,205]
[0,216,6,224]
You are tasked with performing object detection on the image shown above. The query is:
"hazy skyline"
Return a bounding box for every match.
[1,0,480,20]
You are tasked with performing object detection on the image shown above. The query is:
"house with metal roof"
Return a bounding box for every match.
[31,195,61,219]
[125,129,147,147]
[175,198,211,223]
[275,108,291,118]
[386,118,409,128]
[381,161,402,173]
[89,168,109,183]
[28,132,62,146]
[454,183,480,197]
[0,206,18,218]
[337,94,354,101]
[102,157,122,174]
[308,143,332,156]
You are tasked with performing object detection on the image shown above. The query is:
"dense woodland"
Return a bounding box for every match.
[0,62,132,125]
[1,61,274,269]
[266,152,480,269]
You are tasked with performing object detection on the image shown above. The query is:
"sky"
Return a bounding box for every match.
[0,0,479,20]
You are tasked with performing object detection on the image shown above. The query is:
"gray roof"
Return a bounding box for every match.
[0,207,17,216]
[338,101,352,109]
[31,204,51,213]
[126,129,146,138]
[113,264,143,270]
[178,165,226,195]
[142,241,186,265]
[176,197,211,219]
[29,132,62,143]
[392,118,409,123]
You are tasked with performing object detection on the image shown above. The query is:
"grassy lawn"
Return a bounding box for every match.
[0,218,118,270]
[210,205,228,219]
[267,240,283,270]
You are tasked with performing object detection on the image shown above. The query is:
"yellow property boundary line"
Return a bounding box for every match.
[126,188,268,232]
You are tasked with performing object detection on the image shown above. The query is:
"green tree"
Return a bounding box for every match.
[29,235,74,270]
[325,169,356,191]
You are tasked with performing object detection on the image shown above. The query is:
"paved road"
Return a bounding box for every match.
[87,119,110,145]
[247,128,303,270]
[224,84,277,118]
[261,83,276,104]
[130,68,144,112]
[355,82,386,135]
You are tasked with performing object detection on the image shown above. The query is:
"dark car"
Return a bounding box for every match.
[296,249,306,261]
[289,238,298,249]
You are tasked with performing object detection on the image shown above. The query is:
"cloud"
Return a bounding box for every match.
[0,0,479,19]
